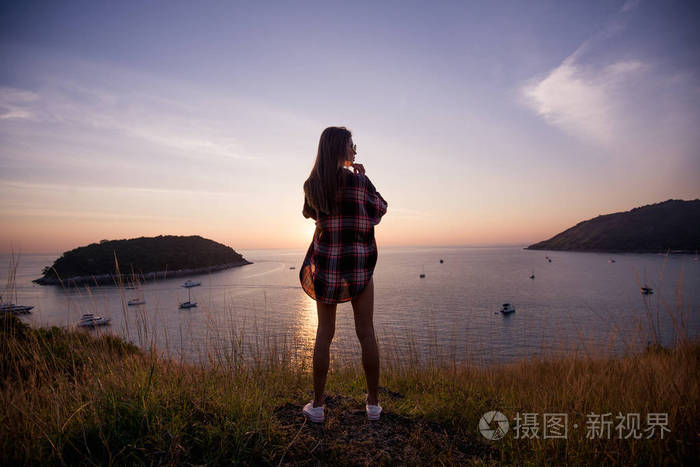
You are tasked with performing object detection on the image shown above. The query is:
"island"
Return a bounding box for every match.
[526,199,700,253]
[34,235,252,286]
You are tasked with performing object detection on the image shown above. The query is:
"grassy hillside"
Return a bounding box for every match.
[1,311,697,465]
[36,235,250,283]
[527,199,700,252]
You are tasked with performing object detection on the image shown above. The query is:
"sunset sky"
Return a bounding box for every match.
[1,0,699,254]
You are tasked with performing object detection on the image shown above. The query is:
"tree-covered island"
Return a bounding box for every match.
[34,235,252,286]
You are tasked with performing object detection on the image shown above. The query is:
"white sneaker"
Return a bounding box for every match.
[365,395,382,421]
[302,401,324,423]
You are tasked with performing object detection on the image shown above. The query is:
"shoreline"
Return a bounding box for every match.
[524,246,698,254]
[32,259,253,286]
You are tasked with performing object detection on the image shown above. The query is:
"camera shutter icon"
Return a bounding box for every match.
[479,411,509,440]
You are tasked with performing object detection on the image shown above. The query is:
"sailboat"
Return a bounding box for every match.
[0,295,33,314]
[0,303,34,314]
[419,265,426,278]
[639,267,654,295]
[180,285,197,309]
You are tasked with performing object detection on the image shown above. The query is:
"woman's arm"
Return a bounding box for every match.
[364,176,388,225]
[302,196,317,220]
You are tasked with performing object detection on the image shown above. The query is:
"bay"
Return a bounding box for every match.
[2,246,698,366]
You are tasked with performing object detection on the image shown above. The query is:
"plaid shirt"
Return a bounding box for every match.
[299,169,388,304]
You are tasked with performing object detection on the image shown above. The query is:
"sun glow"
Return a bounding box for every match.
[293,293,318,352]
[304,222,317,243]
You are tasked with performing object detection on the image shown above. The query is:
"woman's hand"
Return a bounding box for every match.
[351,163,365,175]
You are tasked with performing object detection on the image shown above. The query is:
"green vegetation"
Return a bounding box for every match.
[1,309,697,465]
[35,235,251,285]
[527,199,700,252]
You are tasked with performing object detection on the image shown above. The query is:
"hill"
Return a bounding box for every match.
[527,199,700,252]
[34,235,252,285]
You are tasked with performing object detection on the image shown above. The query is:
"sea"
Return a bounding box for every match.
[2,246,699,367]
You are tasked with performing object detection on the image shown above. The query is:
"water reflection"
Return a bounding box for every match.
[296,293,318,350]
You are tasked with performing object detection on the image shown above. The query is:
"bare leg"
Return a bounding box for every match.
[313,301,336,406]
[351,277,379,405]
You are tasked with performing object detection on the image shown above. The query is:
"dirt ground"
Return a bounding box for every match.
[273,392,493,466]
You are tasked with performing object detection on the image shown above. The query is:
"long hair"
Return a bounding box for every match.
[303,126,352,216]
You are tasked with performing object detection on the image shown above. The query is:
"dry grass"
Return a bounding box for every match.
[1,308,697,465]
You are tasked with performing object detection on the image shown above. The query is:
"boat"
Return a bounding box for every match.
[289,266,296,270]
[529,270,535,279]
[640,285,654,295]
[419,265,426,278]
[439,259,444,264]
[609,258,616,263]
[78,313,111,327]
[182,279,201,288]
[500,303,516,314]
[0,303,34,314]
[128,298,145,306]
[179,286,197,309]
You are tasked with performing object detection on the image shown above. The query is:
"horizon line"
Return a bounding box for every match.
[1,242,534,256]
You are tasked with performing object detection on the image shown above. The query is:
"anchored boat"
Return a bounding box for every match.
[180,285,197,309]
[78,313,111,327]
[0,303,34,314]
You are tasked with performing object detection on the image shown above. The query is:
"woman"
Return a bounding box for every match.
[299,126,388,423]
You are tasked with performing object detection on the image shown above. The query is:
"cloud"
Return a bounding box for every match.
[520,52,646,147]
[0,180,245,198]
[0,82,257,162]
[620,0,641,13]
[1,56,322,168]
[0,87,39,120]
